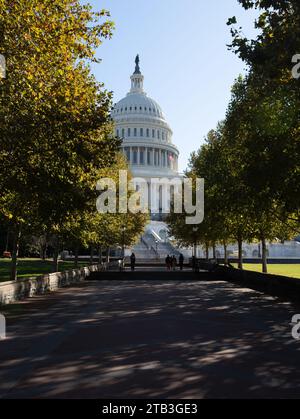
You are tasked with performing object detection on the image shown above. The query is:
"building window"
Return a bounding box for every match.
[147,149,152,165]
[155,150,159,166]
[128,128,131,137]
[122,129,125,138]
[140,128,144,137]
[162,132,165,141]
[116,129,119,137]
[133,149,138,164]
[152,129,155,138]
[157,130,160,139]
[146,128,150,137]
[134,128,137,137]
[140,149,144,165]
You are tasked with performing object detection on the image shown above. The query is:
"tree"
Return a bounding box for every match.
[0,1,119,279]
[228,0,300,221]
[56,153,148,270]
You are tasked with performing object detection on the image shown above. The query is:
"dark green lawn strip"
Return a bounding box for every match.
[0,259,88,282]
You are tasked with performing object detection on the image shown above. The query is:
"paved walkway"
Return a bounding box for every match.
[0,277,300,399]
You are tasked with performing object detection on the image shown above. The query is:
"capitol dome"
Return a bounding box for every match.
[112,55,179,177]
[113,94,164,119]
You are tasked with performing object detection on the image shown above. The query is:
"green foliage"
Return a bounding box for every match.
[0,1,135,278]
[168,0,300,273]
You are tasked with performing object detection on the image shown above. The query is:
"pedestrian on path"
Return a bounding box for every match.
[130,253,136,271]
[172,256,177,271]
[166,255,171,271]
[179,254,184,271]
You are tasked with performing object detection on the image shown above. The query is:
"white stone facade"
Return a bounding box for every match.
[112,57,179,182]
[112,58,182,232]
[112,57,181,249]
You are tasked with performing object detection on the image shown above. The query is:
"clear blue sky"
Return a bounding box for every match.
[87,0,259,171]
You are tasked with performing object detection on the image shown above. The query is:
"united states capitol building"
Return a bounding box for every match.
[112,56,300,260]
[112,56,181,258]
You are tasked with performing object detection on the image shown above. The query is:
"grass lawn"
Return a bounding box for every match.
[0,258,88,283]
[233,264,300,279]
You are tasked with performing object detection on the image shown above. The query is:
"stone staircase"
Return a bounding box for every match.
[132,232,181,261]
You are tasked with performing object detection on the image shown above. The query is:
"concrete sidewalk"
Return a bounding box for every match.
[0,277,300,399]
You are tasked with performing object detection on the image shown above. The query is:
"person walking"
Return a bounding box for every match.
[172,255,177,271]
[179,254,184,271]
[165,255,171,271]
[130,253,136,271]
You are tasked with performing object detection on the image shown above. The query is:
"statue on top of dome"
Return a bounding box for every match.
[134,54,141,74]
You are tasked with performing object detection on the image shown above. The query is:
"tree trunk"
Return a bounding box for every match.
[5,229,9,252]
[261,237,268,274]
[10,225,21,281]
[238,238,243,270]
[40,243,47,260]
[224,242,228,266]
[98,246,103,265]
[205,243,209,261]
[106,247,110,264]
[213,243,216,260]
[53,242,59,273]
[74,246,79,269]
[90,246,94,265]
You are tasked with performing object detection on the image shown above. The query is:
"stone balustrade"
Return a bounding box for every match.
[0,264,103,306]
